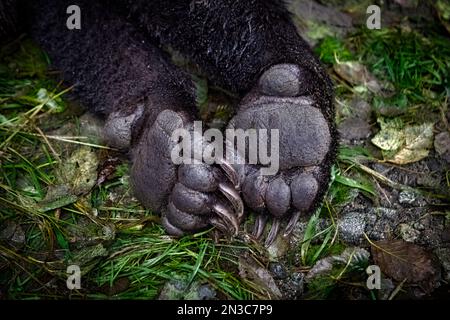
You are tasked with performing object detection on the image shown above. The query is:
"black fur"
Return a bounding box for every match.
[0,0,19,42]
[117,0,334,114]
[28,0,197,129]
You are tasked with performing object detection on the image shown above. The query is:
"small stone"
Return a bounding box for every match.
[350,98,372,120]
[364,207,400,241]
[412,221,426,231]
[375,207,398,219]
[158,280,187,300]
[399,223,420,242]
[267,234,290,260]
[290,272,304,293]
[269,262,288,280]
[0,221,25,247]
[434,132,450,158]
[277,272,305,299]
[196,284,217,300]
[159,280,216,300]
[338,211,366,244]
[338,117,372,140]
[398,190,417,205]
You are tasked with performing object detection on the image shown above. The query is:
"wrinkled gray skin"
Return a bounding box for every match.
[118,64,332,245]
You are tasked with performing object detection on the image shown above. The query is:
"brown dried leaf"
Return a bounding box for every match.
[333,61,382,94]
[238,256,282,299]
[99,277,130,296]
[97,157,121,186]
[371,240,440,291]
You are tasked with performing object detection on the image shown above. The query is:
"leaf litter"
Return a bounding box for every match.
[371,118,434,164]
[371,240,441,294]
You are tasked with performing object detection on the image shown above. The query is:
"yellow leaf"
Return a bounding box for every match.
[390,148,430,165]
[371,118,405,151]
[372,120,434,165]
[371,128,405,151]
[387,122,434,165]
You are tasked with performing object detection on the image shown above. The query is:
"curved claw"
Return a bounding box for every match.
[210,217,229,235]
[252,214,268,239]
[212,203,239,236]
[218,182,244,222]
[265,218,281,247]
[217,158,240,190]
[284,211,301,237]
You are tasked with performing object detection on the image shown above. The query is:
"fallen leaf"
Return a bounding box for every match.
[389,123,434,164]
[371,240,440,293]
[67,216,115,245]
[69,243,108,271]
[306,247,370,281]
[96,157,121,186]
[371,119,434,164]
[63,146,99,195]
[338,117,372,140]
[36,88,65,113]
[390,147,429,165]
[38,184,78,212]
[38,147,99,211]
[99,277,130,297]
[334,61,382,94]
[238,256,282,299]
[371,117,405,151]
[0,220,25,248]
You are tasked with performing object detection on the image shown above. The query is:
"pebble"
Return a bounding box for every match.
[338,117,372,140]
[338,211,366,244]
[269,262,288,280]
[434,132,450,156]
[399,223,420,242]
[350,98,372,120]
[398,190,417,205]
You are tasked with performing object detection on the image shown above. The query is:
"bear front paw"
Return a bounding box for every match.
[131,110,244,238]
[228,63,335,246]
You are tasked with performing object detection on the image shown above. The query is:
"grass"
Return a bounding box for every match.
[316,27,450,117]
[352,29,450,120]
[88,230,257,299]
[314,36,354,65]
